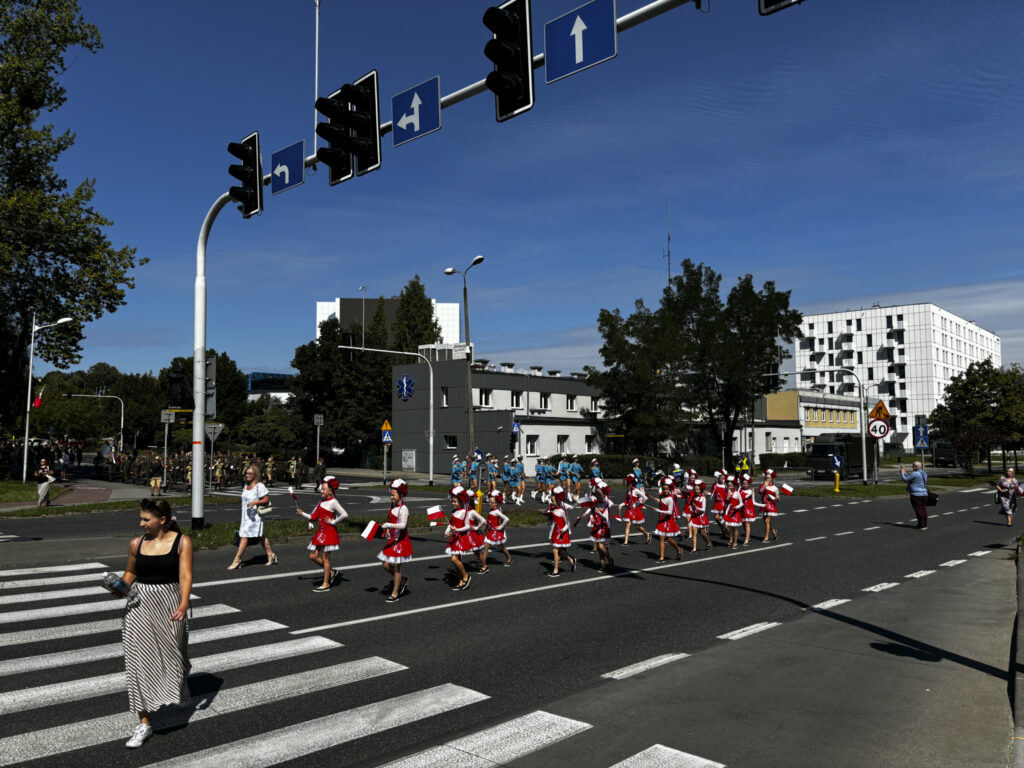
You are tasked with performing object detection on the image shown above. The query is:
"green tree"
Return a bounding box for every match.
[0,1,144,431]
[234,404,304,455]
[587,259,802,461]
[929,359,1005,475]
[156,350,249,430]
[392,275,442,354]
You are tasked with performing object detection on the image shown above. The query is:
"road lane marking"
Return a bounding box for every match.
[834,531,854,537]
[863,526,880,530]
[810,599,850,611]
[862,583,899,592]
[939,559,966,567]
[0,586,110,606]
[601,653,691,680]
[831,504,843,508]
[378,711,592,767]
[0,636,339,716]
[957,509,969,512]
[814,506,827,510]
[141,684,490,768]
[904,570,935,579]
[0,658,408,767]
[0,563,108,578]
[717,622,780,640]
[0,592,199,625]
[941,511,954,516]
[805,536,827,541]
[969,551,992,557]
[608,744,726,768]
[290,543,794,634]
[793,509,807,513]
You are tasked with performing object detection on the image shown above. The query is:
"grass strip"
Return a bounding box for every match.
[0,495,228,519]
[0,481,69,504]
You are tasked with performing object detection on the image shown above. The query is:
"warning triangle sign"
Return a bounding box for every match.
[868,400,890,421]
[381,419,392,431]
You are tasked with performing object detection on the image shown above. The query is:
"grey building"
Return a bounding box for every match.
[389,345,606,480]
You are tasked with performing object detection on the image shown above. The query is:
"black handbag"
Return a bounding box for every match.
[926,491,939,507]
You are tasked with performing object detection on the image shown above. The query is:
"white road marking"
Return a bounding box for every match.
[941,511,954,516]
[601,653,691,680]
[958,487,990,493]
[291,544,794,634]
[862,583,899,592]
[0,573,116,589]
[0,592,198,625]
[862,526,880,531]
[810,599,850,611]
[939,559,966,567]
[717,622,780,640]
[0,658,406,766]
[0,619,287,677]
[805,536,827,541]
[834,531,854,536]
[831,504,843,508]
[0,604,238,647]
[969,551,992,557]
[814,506,827,510]
[140,684,489,768]
[793,509,807,513]
[0,562,108,578]
[904,570,936,579]
[0,586,110,606]
[957,508,969,512]
[378,711,592,767]
[0,636,339,716]
[609,744,726,768]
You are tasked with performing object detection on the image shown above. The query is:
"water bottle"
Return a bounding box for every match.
[101,571,129,596]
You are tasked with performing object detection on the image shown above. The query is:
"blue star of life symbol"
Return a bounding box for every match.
[397,374,415,401]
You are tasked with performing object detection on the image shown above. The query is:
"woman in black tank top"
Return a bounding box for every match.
[115,498,194,749]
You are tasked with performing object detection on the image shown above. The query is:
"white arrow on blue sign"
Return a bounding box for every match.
[392,76,441,148]
[270,140,305,196]
[913,425,929,449]
[382,430,393,444]
[544,0,617,84]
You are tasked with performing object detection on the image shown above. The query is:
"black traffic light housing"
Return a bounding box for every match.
[315,70,381,185]
[483,0,534,122]
[227,131,263,218]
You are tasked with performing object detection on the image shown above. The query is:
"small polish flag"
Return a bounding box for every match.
[288,486,297,500]
[780,483,794,496]
[360,521,381,540]
[579,494,596,508]
[612,509,623,522]
[32,385,45,409]
[426,505,446,526]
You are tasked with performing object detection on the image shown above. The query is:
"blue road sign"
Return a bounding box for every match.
[382,430,393,444]
[544,0,617,84]
[270,140,305,195]
[830,454,844,471]
[392,77,441,147]
[512,421,520,434]
[913,425,929,450]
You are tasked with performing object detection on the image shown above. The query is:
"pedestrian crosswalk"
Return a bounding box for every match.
[0,560,726,767]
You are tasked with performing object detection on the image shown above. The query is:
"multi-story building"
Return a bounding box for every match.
[794,303,1001,450]
[733,389,861,463]
[390,344,606,479]
[314,297,460,344]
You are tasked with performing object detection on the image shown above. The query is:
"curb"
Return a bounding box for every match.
[1015,539,1024,765]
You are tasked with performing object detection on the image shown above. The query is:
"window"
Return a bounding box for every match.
[526,435,539,456]
[828,354,834,366]
[857,352,863,364]
[856,318,862,331]
[441,387,449,408]
[566,394,577,411]
[827,321,833,334]
[846,319,853,328]
[480,388,492,408]
[867,367,874,380]
[585,434,596,452]
[866,334,873,346]
[511,390,522,409]
[808,323,815,331]
[557,435,568,453]
[828,410,834,422]
[886,315,893,329]
[444,435,458,450]
[539,393,550,410]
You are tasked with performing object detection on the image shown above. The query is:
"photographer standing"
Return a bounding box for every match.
[900,460,930,530]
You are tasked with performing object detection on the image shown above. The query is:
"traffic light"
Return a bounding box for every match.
[227,131,263,218]
[315,70,381,185]
[759,0,802,15]
[205,356,216,419]
[482,0,534,122]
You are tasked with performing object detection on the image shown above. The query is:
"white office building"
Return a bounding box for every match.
[315,297,461,344]
[794,303,1001,450]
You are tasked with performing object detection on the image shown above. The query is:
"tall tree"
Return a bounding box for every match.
[0,1,144,430]
[392,275,442,354]
[929,359,1006,475]
[156,350,249,430]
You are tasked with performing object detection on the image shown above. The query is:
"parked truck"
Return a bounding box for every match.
[805,433,869,480]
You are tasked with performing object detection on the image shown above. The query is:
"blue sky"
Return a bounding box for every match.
[41,0,1024,379]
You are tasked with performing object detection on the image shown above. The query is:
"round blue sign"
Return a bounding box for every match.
[830,454,844,471]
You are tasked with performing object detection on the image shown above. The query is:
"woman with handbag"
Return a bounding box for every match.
[34,458,56,507]
[899,460,930,530]
[227,466,277,569]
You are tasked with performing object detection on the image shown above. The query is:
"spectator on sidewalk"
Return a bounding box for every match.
[996,468,1019,526]
[899,460,929,530]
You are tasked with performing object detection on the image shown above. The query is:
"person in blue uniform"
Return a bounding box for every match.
[569,455,583,501]
[451,454,463,487]
[557,455,570,489]
[590,458,603,481]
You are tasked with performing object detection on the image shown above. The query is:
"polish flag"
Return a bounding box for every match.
[32,385,45,409]
[288,486,297,500]
[361,521,381,540]
[578,494,597,508]
[780,483,794,496]
[426,505,446,526]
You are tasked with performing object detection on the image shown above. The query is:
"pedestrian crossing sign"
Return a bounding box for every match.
[382,430,393,444]
[868,400,890,420]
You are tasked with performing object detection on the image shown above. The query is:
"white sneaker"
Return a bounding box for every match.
[126,723,153,749]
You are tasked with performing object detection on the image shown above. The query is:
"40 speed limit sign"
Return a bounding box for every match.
[867,419,890,439]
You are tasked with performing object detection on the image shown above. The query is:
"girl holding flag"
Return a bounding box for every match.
[723,476,744,549]
[759,469,781,542]
[689,478,713,552]
[576,481,615,572]
[654,476,684,562]
[374,479,412,603]
[295,476,348,592]
[542,486,577,577]
[481,489,513,568]
[619,481,652,546]
[446,485,486,589]
[710,471,730,539]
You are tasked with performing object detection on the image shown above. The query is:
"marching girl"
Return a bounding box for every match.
[619,481,652,546]
[710,471,730,538]
[758,469,780,542]
[689,479,713,552]
[576,481,615,571]
[481,490,513,568]
[654,476,684,562]
[379,479,413,603]
[723,476,744,549]
[446,485,487,589]
[542,486,577,577]
[295,475,349,592]
[679,470,696,546]
[739,474,757,546]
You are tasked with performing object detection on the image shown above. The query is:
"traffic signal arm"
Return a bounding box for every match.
[226,132,263,218]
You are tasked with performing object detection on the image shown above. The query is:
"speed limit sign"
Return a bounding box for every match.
[867,418,890,440]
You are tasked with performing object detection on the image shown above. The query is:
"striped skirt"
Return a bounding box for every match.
[123,582,190,713]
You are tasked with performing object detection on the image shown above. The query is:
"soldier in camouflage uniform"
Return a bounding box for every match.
[265,455,276,487]
[313,457,326,488]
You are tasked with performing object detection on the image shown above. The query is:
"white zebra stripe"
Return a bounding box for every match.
[0,562,108,578]
[717,622,780,640]
[810,599,850,611]
[0,586,115,606]
[377,710,591,767]
[0,593,198,625]
[0,657,406,766]
[1,573,115,590]
[609,744,726,767]
[0,604,238,647]
[0,636,339,716]
[139,684,489,768]
[0,619,287,677]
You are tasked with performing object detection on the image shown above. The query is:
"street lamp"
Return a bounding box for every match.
[22,314,72,483]
[444,255,484,481]
[359,285,366,348]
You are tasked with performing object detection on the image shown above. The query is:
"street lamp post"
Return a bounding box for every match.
[445,255,484,485]
[359,285,366,348]
[22,314,72,483]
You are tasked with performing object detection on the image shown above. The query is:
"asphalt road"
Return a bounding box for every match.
[0,484,1014,767]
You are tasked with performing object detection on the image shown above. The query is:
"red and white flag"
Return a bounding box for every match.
[426,505,446,526]
[361,521,381,540]
[288,486,297,500]
[780,483,794,496]
[32,385,45,409]
[579,494,596,508]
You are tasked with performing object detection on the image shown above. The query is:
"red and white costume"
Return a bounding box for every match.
[624,487,647,522]
[543,503,573,548]
[378,502,413,564]
[723,490,744,527]
[759,482,779,517]
[302,497,346,551]
[655,494,681,537]
[690,489,710,529]
[581,501,613,544]
[740,488,757,522]
[446,504,485,554]
[711,481,729,513]
[485,507,510,546]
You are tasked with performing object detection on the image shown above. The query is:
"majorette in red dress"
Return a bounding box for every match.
[544,504,573,548]
[759,482,779,516]
[446,505,484,554]
[307,500,341,551]
[655,495,680,537]
[711,482,729,512]
[378,503,413,563]
[485,509,509,546]
[724,491,744,527]
[625,488,646,523]
[741,488,757,521]
[690,492,710,529]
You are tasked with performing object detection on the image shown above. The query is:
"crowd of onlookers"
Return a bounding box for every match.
[2,437,84,480]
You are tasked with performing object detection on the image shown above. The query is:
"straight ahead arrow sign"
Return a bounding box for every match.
[570,15,587,64]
